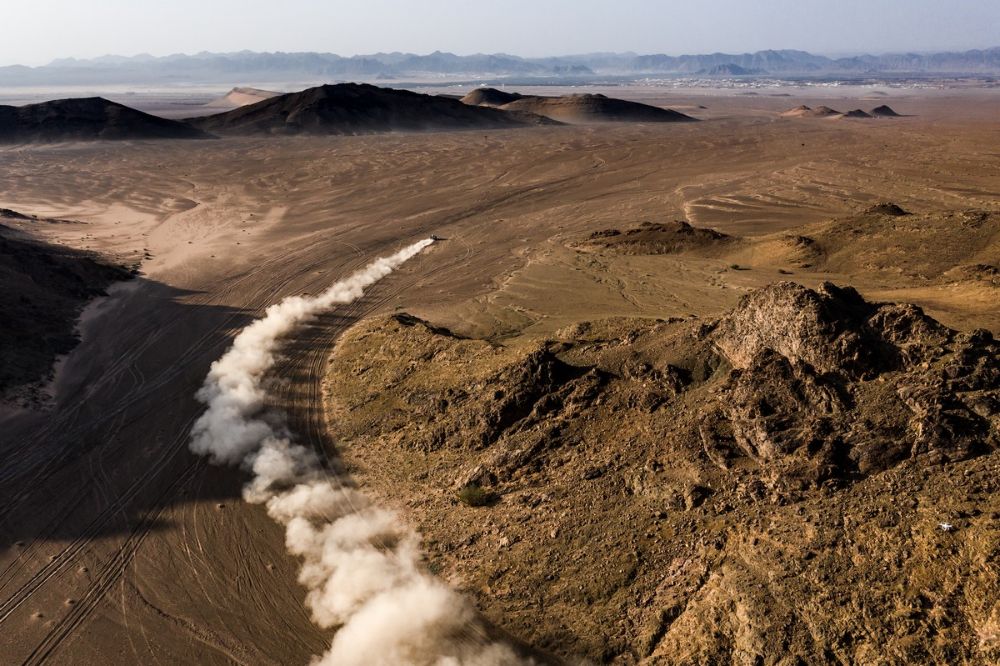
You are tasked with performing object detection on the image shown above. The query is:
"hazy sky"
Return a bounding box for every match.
[4,0,999,66]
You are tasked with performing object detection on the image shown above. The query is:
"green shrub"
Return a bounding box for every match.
[456,484,495,507]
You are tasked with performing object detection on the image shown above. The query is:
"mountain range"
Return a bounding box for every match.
[3,47,1000,85]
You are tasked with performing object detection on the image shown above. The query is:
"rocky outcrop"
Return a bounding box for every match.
[706,282,997,484]
[575,220,734,255]
[712,282,897,377]
[324,283,999,664]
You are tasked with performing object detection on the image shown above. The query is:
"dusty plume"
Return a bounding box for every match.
[189,239,528,666]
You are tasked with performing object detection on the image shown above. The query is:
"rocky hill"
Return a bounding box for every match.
[0,97,210,143]
[573,220,734,255]
[782,105,905,120]
[499,94,696,123]
[324,283,999,664]
[461,91,696,124]
[871,104,902,117]
[188,83,552,135]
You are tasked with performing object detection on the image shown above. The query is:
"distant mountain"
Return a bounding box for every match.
[2,47,1000,86]
[187,83,553,135]
[0,97,210,143]
[699,63,768,76]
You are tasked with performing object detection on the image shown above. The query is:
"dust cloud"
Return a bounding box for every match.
[190,240,529,665]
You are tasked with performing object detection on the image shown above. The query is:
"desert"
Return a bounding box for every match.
[1,17,999,666]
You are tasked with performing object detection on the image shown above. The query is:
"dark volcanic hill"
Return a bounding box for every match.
[459,88,524,107]
[0,97,210,143]
[188,83,549,135]
[871,104,902,117]
[475,93,696,124]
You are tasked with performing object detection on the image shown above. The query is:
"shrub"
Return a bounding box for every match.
[456,484,495,507]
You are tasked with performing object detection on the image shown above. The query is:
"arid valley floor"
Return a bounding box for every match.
[1,87,999,664]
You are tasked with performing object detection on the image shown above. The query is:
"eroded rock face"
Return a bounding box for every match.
[712,281,904,377]
[706,282,998,484]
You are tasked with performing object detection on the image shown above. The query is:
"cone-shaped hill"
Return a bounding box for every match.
[0,97,210,143]
[871,104,901,117]
[188,83,552,135]
[782,104,904,120]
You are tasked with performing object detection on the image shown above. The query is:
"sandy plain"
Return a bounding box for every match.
[0,86,999,663]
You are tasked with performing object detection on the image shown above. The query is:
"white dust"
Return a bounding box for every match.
[190,240,529,665]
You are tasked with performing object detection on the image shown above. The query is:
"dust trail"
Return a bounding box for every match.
[189,239,529,665]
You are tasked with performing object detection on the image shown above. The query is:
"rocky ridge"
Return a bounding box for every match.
[324,282,999,663]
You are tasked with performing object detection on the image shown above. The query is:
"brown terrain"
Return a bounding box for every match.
[0,85,998,664]
[0,97,210,142]
[188,83,554,135]
[0,210,133,405]
[462,88,695,124]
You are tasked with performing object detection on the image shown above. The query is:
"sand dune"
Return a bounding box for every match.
[206,86,281,108]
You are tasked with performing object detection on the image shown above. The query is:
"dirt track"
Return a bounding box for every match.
[1,91,998,662]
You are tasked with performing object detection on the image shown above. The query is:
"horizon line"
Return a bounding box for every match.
[5,44,1000,70]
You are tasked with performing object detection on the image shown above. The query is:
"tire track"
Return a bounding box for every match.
[0,416,197,625]
[19,458,202,666]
